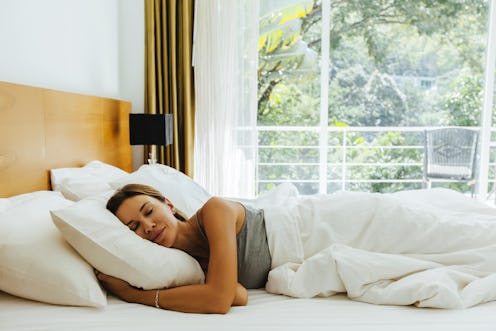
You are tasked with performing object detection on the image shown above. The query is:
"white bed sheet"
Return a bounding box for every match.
[1,290,496,331]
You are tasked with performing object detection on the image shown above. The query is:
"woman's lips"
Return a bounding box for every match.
[152,227,165,243]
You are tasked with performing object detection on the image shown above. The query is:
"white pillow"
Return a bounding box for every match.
[51,160,129,201]
[0,191,106,307]
[110,164,211,218]
[0,190,56,212]
[51,192,205,290]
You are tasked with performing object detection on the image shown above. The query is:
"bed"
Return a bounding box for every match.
[1,81,496,331]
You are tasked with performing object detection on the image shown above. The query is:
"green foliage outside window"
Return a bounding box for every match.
[257,0,491,195]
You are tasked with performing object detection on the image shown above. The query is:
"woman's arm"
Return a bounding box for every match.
[97,273,248,310]
[97,197,244,314]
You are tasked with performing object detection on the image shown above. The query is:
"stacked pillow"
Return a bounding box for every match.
[50,160,128,201]
[0,191,106,307]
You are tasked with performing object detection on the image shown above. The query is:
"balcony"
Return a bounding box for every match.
[256,126,496,200]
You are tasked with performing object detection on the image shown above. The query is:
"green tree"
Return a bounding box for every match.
[442,75,486,126]
[259,0,487,125]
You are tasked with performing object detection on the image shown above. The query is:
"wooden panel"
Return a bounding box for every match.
[100,98,133,170]
[0,83,46,195]
[0,81,132,198]
[44,88,103,168]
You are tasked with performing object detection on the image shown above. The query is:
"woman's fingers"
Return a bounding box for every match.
[94,269,117,282]
[94,269,110,281]
[93,270,135,300]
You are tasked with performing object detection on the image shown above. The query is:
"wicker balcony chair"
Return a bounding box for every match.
[423,127,479,193]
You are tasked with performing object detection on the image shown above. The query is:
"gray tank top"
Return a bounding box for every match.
[195,203,271,289]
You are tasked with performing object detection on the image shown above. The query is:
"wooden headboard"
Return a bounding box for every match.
[0,81,133,197]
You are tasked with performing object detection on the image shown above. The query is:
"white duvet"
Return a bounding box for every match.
[253,184,496,308]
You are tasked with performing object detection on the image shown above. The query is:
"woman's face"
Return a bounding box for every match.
[115,194,178,248]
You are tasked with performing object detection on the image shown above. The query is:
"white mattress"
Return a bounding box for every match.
[1,289,496,331]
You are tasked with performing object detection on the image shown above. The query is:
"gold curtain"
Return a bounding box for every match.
[144,0,195,176]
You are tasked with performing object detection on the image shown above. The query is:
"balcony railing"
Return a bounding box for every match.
[256,126,496,196]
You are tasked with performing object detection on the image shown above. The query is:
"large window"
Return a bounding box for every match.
[257,0,494,195]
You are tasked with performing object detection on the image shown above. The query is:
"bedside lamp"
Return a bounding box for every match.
[129,114,173,164]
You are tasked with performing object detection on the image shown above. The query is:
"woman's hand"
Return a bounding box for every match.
[95,270,139,303]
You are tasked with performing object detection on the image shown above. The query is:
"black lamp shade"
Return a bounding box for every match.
[129,114,173,146]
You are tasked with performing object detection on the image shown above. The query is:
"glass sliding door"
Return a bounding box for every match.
[257,0,493,195]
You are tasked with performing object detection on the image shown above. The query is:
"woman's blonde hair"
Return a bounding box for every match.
[106,183,165,215]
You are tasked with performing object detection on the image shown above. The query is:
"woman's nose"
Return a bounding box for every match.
[144,220,156,234]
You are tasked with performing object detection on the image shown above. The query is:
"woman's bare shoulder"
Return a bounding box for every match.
[202,196,241,212]
[199,197,244,225]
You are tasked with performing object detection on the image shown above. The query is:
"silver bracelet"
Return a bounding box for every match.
[154,289,161,309]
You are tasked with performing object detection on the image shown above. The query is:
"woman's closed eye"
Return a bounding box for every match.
[129,222,140,232]
[128,209,152,232]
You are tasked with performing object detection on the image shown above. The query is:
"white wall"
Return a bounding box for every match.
[118,0,145,113]
[0,0,145,169]
[118,0,145,169]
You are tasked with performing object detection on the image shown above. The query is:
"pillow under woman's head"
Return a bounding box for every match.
[51,192,205,290]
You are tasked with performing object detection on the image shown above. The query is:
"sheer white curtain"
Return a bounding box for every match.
[193,0,259,198]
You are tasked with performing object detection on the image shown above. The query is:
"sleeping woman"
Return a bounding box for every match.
[98,183,268,314]
[97,183,496,313]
